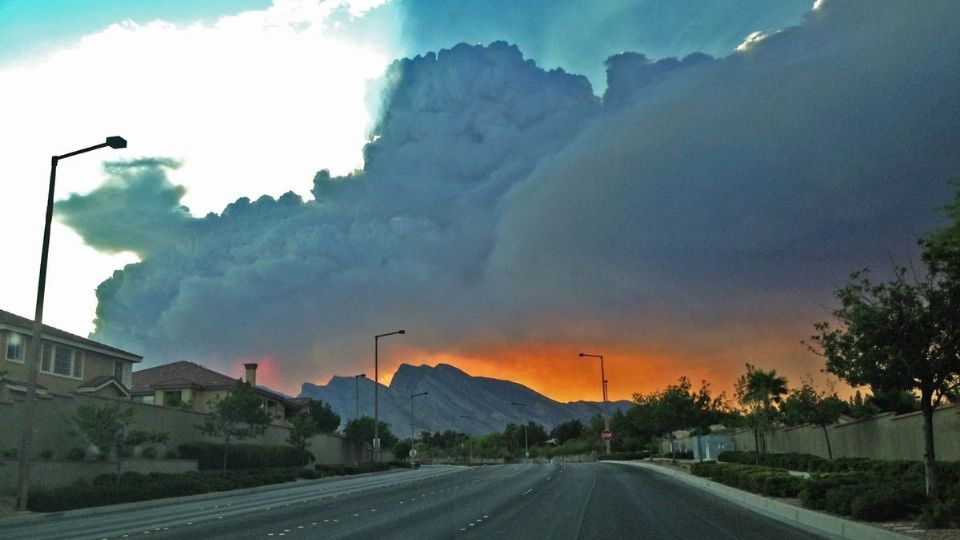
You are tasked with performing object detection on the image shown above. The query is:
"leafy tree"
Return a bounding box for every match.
[287,400,342,452]
[287,413,318,452]
[343,416,397,451]
[550,419,585,444]
[394,439,413,461]
[735,364,788,456]
[73,405,167,482]
[780,381,846,459]
[198,383,272,473]
[307,400,341,433]
[812,266,959,498]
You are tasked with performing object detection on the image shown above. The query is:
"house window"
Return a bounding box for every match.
[114,360,124,380]
[73,352,84,378]
[39,342,83,379]
[5,333,25,362]
[41,343,52,372]
[164,390,182,407]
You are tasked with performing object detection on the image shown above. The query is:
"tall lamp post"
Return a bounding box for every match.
[460,415,475,464]
[16,136,128,511]
[579,352,610,456]
[354,373,366,421]
[410,391,428,441]
[510,401,530,461]
[373,330,404,462]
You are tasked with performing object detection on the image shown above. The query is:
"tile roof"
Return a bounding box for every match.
[0,308,141,361]
[78,376,130,396]
[132,361,240,395]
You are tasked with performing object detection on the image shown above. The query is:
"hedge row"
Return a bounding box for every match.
[179,442,313,470]
[697,459,960,526]
[598,451,653,461]
[717,451,960,482]
[690,462,803,497]
[28,469,305,512]
[28,463,402,512]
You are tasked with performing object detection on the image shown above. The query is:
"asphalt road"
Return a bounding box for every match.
[1,462,825,539]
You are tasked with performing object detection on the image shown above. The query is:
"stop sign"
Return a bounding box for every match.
[601,430,613,441]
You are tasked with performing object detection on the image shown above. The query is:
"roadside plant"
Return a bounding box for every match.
[198,382,272,473]
[73,404,168,482]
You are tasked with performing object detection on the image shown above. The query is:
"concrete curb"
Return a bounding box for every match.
[608,460,910,540]
[0,466,436,526]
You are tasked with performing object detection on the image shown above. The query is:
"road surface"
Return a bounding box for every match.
[1,462,824,539]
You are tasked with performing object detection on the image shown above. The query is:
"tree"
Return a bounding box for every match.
[343,416,397,452]
[73,404,167,482]
[812,266,959,498]
[780,381,846,459]
[735,364,788,456]
[287,413,318,453]
[198,383,272,473]
[550,419,585,444]
[307,400,341,433]
[287,399,342,452]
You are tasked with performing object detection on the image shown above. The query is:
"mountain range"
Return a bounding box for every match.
[299,363,631,436]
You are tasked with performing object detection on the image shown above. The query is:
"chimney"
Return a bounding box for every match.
[244,363,258,387]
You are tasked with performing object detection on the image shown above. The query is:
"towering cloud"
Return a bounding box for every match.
[394,0,812,88]
[57,0,960,396]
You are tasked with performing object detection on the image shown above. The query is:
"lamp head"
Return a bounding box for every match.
[105,136,127,149]
[398,329,406,335]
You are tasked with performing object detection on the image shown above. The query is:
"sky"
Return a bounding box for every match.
[2,0,958,403]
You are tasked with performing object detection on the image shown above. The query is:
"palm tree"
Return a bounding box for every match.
[735,363,788,456]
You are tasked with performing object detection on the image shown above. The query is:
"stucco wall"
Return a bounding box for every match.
[0,392,359,492]
[669,405,960,461]
[0,459,197,492]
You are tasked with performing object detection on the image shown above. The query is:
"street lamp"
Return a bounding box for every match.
[510,401,530,461]
[373,330,404,462]
[579,352,610,456]
[16,136,128,511]
[354,373,366,421]
[460,415,475,463]
[410,391,428,441]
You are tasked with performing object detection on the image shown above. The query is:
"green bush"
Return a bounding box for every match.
[179,442,313,470]
[66,447,85,461]
[164,448,181,459]
[140,446,158,459]
[762,475,803,497]
[919,498,960,528]
[850,488,921,521]
[27,468,313,512]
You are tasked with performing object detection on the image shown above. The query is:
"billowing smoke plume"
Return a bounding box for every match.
[393,0,813,88]
[57,0,960,391]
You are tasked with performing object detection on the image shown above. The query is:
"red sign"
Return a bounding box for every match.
[601,430,613,441]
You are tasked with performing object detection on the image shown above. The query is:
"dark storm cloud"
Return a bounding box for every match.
[489,0,960,333]
[60,0,960,385]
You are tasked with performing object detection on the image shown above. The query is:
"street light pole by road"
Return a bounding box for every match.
[354,373,366,421]
[16,136,128,511]
[373,330,404,462]
[579,352,611,456]
[460,415,475,463]
[410,391,428,441]
[510,402,530,461]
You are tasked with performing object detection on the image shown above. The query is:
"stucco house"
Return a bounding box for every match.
[0,308,140,400]
[131,361,305,425]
